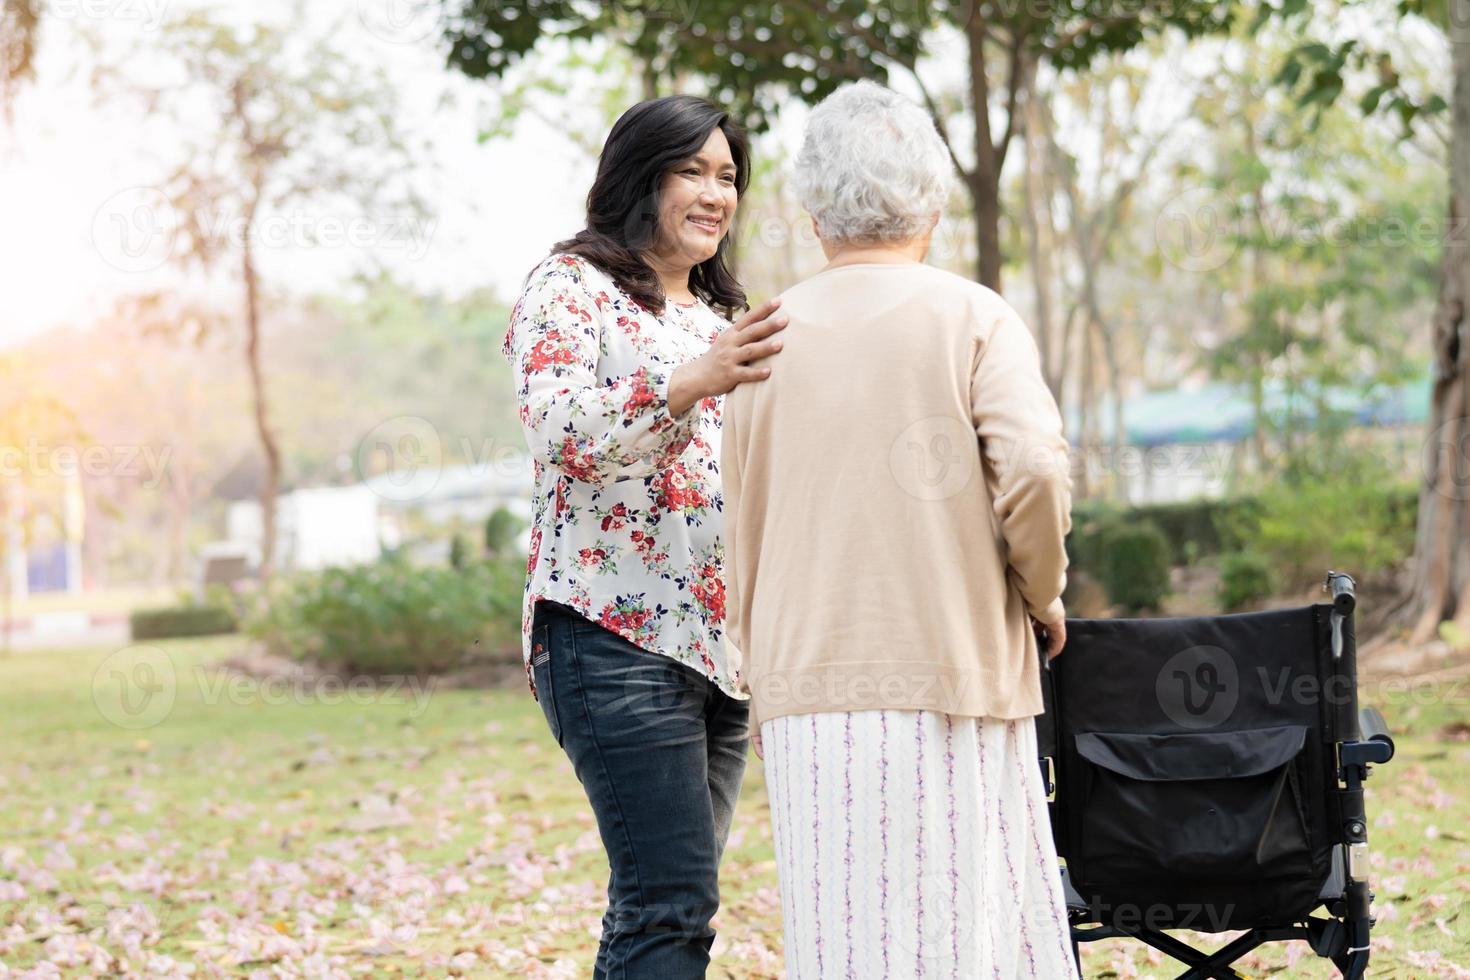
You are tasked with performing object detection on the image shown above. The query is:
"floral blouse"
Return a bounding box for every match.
[502,253,748,703]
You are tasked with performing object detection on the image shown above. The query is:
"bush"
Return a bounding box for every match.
[244,555,524,675]
[1134,498,1230,565]
[1216,463,1417,589]
[484,506,524,558]
[1094,520,1172,613]
[1066,501,1122,573]
[1218,551,1275,611]
[131,604,237,640]
[1071,497,1250,569]
[449,533,471,570]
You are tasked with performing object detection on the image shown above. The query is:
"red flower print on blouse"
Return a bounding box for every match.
[653,462,710,515]
[553,436,601,483]
[597,595,660,644]
[601,502,630,532]
[525,328,581,374]
[527,524,543,577]
[622,367,658,414]
[577,546,612,572]
[690,561,726,624]
[505,253,745,705]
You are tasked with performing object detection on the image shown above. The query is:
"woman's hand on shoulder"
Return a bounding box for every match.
[668,297,788,416]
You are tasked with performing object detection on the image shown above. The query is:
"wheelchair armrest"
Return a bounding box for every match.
[1358,705,1391,745]
[1341,706,1395,766]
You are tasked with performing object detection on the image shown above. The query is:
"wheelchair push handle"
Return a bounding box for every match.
[1325,570,1356,615]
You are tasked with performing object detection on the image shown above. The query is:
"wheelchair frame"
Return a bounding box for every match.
[1039,570,1396,980]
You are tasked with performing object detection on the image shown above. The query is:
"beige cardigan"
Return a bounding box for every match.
[721,261,1073,729]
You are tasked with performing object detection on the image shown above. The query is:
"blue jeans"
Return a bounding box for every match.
[530,599,750,979]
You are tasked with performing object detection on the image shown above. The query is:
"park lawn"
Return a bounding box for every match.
[0,637,1465,978]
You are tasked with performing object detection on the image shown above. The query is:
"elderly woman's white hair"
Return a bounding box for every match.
[793,80,955,245]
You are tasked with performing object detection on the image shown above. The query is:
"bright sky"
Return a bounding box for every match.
[0,0,595,349]
[0,1,1445,352]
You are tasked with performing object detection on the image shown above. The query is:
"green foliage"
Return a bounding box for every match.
[1186,25,1439,472]
[483,506,523,558]
[131,604,237,641]
[445,2,1236,134]
[1075,517,1173,613]
[1070,453,1417,607]
[1071,497,1249,569]
[244,555,524,675]
[1125,499,1229,565]
[1216,457,1418,589]
[1218,551,1276,610]
[1066,501,1119,572]
[449,533,470,570]
[289,278,518,488]
[1099,520,1173,612]
[1271,36,1446,136]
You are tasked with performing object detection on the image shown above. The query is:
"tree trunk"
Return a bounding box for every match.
[1098,320,1128,503]
[1406,0,1470,642]
[1058,301,1080,424]
[1063,183,1126,502]
[1044,100,1128,501]
[1077,313,1097,499]
[1021,69,1060,400]
[243,225,282,584]
[965,15,1003,291]
[1246,116,1271,474]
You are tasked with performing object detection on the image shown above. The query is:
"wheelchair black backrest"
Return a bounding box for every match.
[1043,603,1357,746]
[1039,602,1361,931]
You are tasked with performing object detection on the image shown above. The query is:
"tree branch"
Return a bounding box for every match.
[908,67,973,182]
[995,30,1028,173]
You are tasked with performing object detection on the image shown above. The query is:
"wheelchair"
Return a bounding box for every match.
[1038,570,1396,979]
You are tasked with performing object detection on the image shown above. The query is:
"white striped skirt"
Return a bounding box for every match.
[761,709,1076,980]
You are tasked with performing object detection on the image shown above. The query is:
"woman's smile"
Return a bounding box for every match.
[686,212,722,235]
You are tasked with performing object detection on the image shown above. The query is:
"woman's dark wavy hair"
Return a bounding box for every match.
[548,95,750,317]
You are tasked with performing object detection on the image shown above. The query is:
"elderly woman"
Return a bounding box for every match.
[504,94,787,977]
[721,81,1076,977]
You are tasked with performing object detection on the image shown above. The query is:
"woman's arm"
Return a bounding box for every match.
[970,302,1074,626]
[504,258,701,485]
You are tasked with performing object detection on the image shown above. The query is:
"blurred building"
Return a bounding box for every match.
[1065,375,1430,504]
[212,456,533,582]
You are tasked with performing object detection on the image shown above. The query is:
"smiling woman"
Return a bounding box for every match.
[499,94,789,977]
[645,131,741,299]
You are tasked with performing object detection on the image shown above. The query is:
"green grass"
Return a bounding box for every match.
[0,638,1466,976]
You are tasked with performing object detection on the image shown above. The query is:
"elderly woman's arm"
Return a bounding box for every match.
[720,392,759,746]
[970,303,1074,625]
[504,258,699,485]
